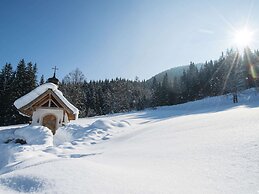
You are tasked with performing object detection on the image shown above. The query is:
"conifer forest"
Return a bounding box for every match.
[1,48,259,126]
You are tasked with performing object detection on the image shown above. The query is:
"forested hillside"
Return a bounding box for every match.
[1,48,259,126]
[60,48,259,117]
[147,63,203,84]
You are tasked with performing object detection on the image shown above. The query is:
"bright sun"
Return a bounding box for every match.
[233,28,253,49]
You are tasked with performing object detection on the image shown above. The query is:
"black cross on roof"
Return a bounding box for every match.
[52,66,58,77]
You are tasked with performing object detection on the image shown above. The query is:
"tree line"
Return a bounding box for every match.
[60,69,152,117]
[60,48,259,116]
[1,48,259,126]
[151,48,259,106]
[0,59,38,125]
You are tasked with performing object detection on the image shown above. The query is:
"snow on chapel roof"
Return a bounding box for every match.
[14,83,79,118]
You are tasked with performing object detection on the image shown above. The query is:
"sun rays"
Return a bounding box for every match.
[206,1,259,94]
[233,28,254,50]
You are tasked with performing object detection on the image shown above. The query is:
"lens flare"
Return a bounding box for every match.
[233,28,254,50]
[250,64,257,79]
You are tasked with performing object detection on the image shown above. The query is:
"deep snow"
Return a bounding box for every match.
[0,89,259,194]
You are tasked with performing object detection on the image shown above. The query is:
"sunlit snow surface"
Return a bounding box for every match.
[0,89,259,194]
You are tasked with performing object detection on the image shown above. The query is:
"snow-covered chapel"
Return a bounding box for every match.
[14,71,79,134]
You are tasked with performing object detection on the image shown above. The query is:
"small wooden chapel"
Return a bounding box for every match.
[14,67,79,134]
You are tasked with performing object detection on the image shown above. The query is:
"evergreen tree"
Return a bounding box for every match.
[14,59,27,97]
[151,77,159,107]
[0,64,16,125]
[39,75,45,85]
[25,62,37,92]
[160,73,170,105]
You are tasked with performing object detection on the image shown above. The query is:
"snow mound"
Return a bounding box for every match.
[14,125,53,147]
[91,119,130,129]
[54,119,130,146]
[0,129,16,144]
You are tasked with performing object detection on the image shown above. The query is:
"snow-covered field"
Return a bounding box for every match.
[0,89,259,194]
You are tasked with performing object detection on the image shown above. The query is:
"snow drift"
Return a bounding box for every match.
[14,125,53,147]
[54,119,131,146]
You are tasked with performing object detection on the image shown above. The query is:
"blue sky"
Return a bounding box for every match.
[0,0,259,81]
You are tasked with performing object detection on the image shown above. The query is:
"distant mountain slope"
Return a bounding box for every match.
[147,63,203,84]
